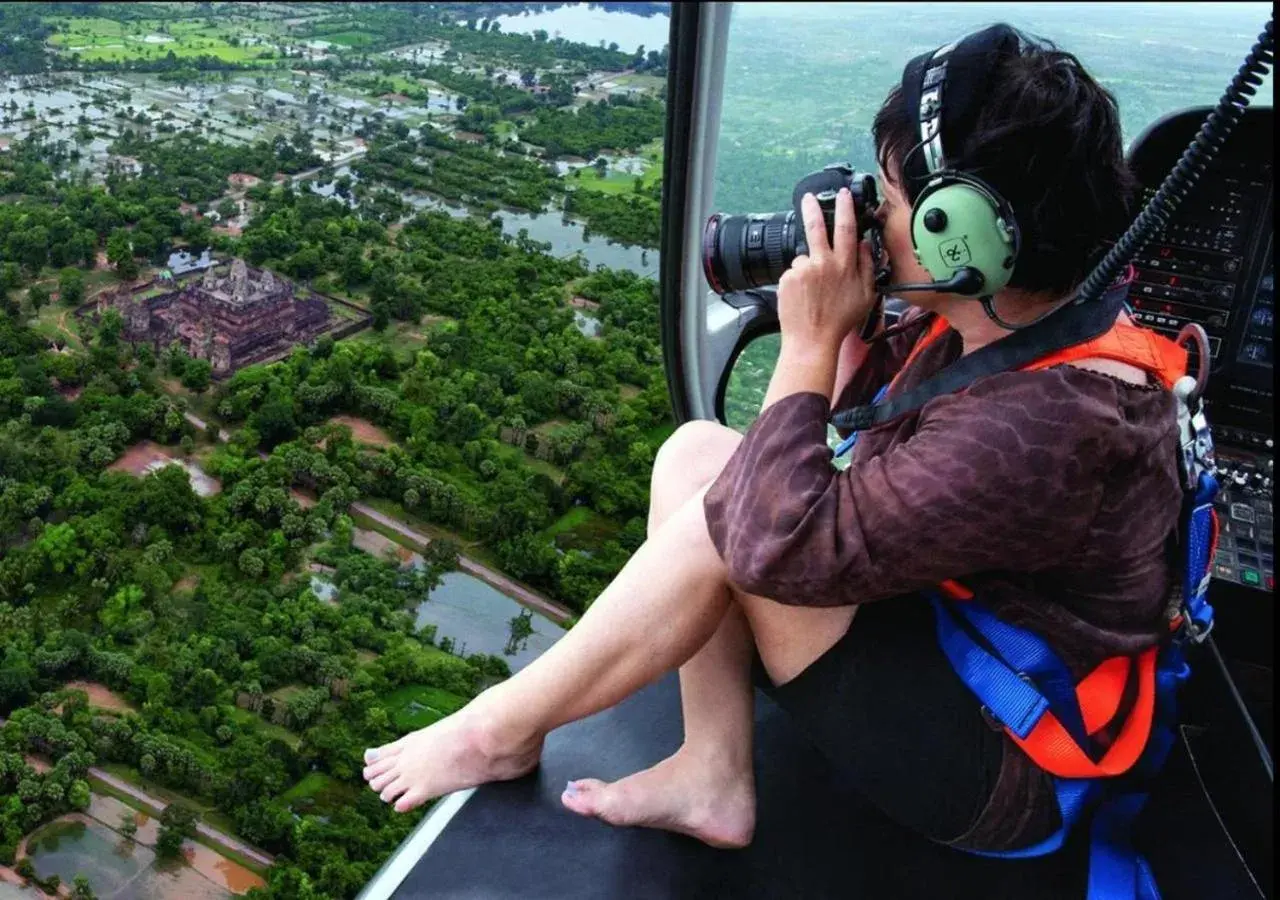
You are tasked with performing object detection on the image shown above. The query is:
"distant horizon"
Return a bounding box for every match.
[733,1,1272,21]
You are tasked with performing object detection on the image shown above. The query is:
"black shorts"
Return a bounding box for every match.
[750,593,1007,845]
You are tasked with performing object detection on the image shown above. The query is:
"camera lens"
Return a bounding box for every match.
[701,211,797,295]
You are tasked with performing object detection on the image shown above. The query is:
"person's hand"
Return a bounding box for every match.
[777,189,877,357]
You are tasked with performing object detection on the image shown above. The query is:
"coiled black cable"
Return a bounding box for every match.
[1075,17,1275,305]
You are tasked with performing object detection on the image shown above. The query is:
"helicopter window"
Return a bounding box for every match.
[712,1,1273,440]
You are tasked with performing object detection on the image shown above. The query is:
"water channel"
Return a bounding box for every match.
[491,4,671,54]
[304,165,659,280]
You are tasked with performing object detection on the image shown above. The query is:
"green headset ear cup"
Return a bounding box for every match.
[910,179,1017,294]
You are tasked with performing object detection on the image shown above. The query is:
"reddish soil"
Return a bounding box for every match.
[174,575,200,592]
[62,680,136,712]
[327,415,395,448]
[453,130,485,143]
[353,528,423,567]
[379,92,411,102]
[568,295,602,310]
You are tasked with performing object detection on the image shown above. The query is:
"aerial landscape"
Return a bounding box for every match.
[1,2,671,898]
[0,1,1271,898]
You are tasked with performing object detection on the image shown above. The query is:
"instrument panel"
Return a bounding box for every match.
[1124,107,1274,593]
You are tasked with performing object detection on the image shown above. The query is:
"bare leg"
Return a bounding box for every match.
[362,421,854,842]
[559,432,756,847]
[362,481,735,813]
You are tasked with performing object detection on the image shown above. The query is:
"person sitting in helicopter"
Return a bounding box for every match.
[360,25,1183,857]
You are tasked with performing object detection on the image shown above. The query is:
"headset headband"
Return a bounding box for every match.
[900,24,1026,204]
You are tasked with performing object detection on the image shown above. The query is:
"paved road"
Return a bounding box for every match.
[0,716,274,868]
[183,413,576,625]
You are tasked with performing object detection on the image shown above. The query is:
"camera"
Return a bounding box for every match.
[701,164,886,295]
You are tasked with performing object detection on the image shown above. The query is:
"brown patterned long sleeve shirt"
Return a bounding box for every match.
[702,309,1184,850]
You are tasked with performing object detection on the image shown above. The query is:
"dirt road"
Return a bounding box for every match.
[86,767,275,868]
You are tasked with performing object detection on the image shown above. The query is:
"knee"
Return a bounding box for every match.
[652,420,742,494]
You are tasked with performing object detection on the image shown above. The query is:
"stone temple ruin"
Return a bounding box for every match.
[95,260,333,376]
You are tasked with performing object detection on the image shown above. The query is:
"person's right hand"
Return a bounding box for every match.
[777,189,879,359]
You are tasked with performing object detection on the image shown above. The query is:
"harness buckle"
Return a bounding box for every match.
[1173,325,1216,493]
[1180,609,1215,645]
[1173,376,1216,492]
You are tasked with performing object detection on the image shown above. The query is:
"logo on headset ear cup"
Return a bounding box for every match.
[910,177,1017,294]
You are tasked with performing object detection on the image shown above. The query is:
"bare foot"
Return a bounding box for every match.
[560,745,755,849]
[362,699,543,813]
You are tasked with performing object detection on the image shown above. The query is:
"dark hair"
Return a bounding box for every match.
[873,30,1141,297]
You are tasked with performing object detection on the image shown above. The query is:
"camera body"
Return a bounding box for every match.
[702,164,886,295]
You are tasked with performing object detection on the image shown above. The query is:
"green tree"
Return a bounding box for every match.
[26,283,50,313]
[106,229,138,280]
[181,358,212,393]
[119,811,138,842]
[59,267,86,306]
[156,803,197,859]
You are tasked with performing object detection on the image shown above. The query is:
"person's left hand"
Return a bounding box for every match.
[777,189,877,356]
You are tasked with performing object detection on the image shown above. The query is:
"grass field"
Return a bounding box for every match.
[319,31,377,48]
[565,137,663,196]
[540,506,621,551]
[225,706,302,750]
[280,772,363,817]
[47,16,281,64]
[383,684,468,731]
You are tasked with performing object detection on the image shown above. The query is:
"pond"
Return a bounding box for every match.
[492,4,671,54]
[413,572,565,672]
[25,817,155,899]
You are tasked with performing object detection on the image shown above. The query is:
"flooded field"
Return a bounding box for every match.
[19,796,265,899]
[414,572,565,672]
[0,69,458,180]
[107,442,222,497]
[24,815,158,899]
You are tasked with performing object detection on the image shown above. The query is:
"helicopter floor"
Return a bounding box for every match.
[386,666,1268,900]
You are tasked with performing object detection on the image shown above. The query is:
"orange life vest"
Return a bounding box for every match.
[895,312,1209,780]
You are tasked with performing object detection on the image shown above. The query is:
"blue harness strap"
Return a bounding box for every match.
[834,384,890,458]
[931,464,1219,899]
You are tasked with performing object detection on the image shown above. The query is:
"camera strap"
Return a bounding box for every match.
[828,277,1131,432]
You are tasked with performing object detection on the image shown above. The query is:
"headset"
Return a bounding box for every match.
[885,24,1030,326]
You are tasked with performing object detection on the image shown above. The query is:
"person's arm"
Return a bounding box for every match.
[830,321,877,407]
[703,368,1122,606]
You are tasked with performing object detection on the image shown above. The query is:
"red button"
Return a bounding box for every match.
[1267,575,1274,591]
